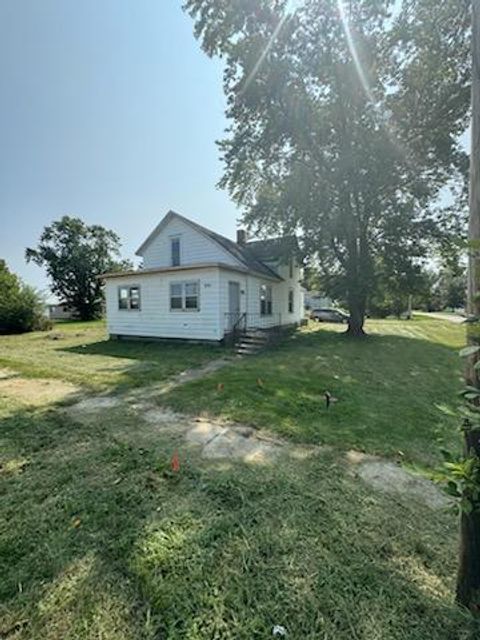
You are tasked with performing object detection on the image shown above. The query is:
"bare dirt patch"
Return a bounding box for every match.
[0,377,80,406]
[0,456,29,476]
[66,396,121,422]
[0,367,19,380]
[142,407,187,426]
[128,358,232,402]
[170,358,232,386]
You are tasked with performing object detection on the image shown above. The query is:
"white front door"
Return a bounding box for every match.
[228,281,241,329]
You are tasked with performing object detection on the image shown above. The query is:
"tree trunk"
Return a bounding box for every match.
[456,423,480,610]
[342,227,368,336]
[344,242,368,336]
[406,294,412,320]
[346,292,366,336]
[456,0,480,611]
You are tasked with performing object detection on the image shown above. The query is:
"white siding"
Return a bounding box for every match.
[218,270,248,333]
[140,217,242,269]
[272,262,304,325]
[218,264,304,333]
[105,268,222,341]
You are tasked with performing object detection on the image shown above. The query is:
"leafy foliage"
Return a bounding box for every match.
[26,216,131,321]
[442,404,480,517]
[184,0,470,334]
[0,260,50,334]
[431,263,467,311]
[367,258,429,318]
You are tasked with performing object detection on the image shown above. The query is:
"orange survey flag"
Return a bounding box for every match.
[171,451,180,472]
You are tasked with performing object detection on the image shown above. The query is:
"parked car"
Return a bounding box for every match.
[310,308,349,323]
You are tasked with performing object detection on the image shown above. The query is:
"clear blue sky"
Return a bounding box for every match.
[0,0,238,294]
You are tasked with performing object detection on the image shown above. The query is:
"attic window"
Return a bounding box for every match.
[171,237,180,266]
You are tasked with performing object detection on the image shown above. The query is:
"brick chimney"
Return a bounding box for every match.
[237,229,247,245]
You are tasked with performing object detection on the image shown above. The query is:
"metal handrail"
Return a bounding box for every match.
[224,312,245,332]
[224,312,282,333]
[245,312,281,331]
[234,312,246,332]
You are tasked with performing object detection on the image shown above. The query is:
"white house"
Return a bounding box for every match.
[46,301,77,320]
[304,291,333,311]
[102,210,304,342]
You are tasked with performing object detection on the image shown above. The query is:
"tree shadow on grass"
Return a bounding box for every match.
[153,326,464,468]
[0,324,472,638]
[0,399,171,638]
[56,339,228,392]
[1,397,478,639]
[122,456,479,639]
[62,337,225,362]
[285,321,461,351]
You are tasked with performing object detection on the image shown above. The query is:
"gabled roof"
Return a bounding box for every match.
[135,210,295,281]
[245,236,299,263]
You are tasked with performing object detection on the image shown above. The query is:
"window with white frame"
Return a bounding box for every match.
[170,283,183,310]
[170,281,199,311]
[118,285,141,310]
[171,237,181,266]
[260,284,272,315]
[288,288,294,313]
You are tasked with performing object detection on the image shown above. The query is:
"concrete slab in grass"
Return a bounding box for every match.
[355,459,451,510]
[201,428,281,463]
[185,421,228,445]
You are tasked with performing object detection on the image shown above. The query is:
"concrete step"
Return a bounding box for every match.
[235,340,266,353]
[240,336,269,345]
[234,329,276,355]
[241,330,269,339]
[236,348,263,355]
[236,340,264,347]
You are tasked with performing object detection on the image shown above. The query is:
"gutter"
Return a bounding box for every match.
[99,262,283,283]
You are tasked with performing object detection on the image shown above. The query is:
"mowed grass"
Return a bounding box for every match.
[1,316,477,638]
[160,316,466,469]
[0,395,477,639]
[0,320,223,391]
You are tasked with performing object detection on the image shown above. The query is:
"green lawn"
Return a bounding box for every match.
[0,320,223,391]
[160,316,466,469]
[1,317,478,639]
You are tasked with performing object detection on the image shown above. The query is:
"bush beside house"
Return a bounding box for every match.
[0,260,51,333]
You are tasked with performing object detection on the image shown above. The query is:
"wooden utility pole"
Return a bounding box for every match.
[456,0,480,611]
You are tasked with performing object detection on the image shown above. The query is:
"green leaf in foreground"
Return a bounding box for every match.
[459,345,480,358]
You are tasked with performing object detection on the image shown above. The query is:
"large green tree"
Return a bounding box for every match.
[185,0,470,335]
[26,216,131,321]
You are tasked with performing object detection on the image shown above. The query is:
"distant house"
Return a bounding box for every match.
[46,302,77,320]
[304,291,333,310]
[101,210,304,342]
